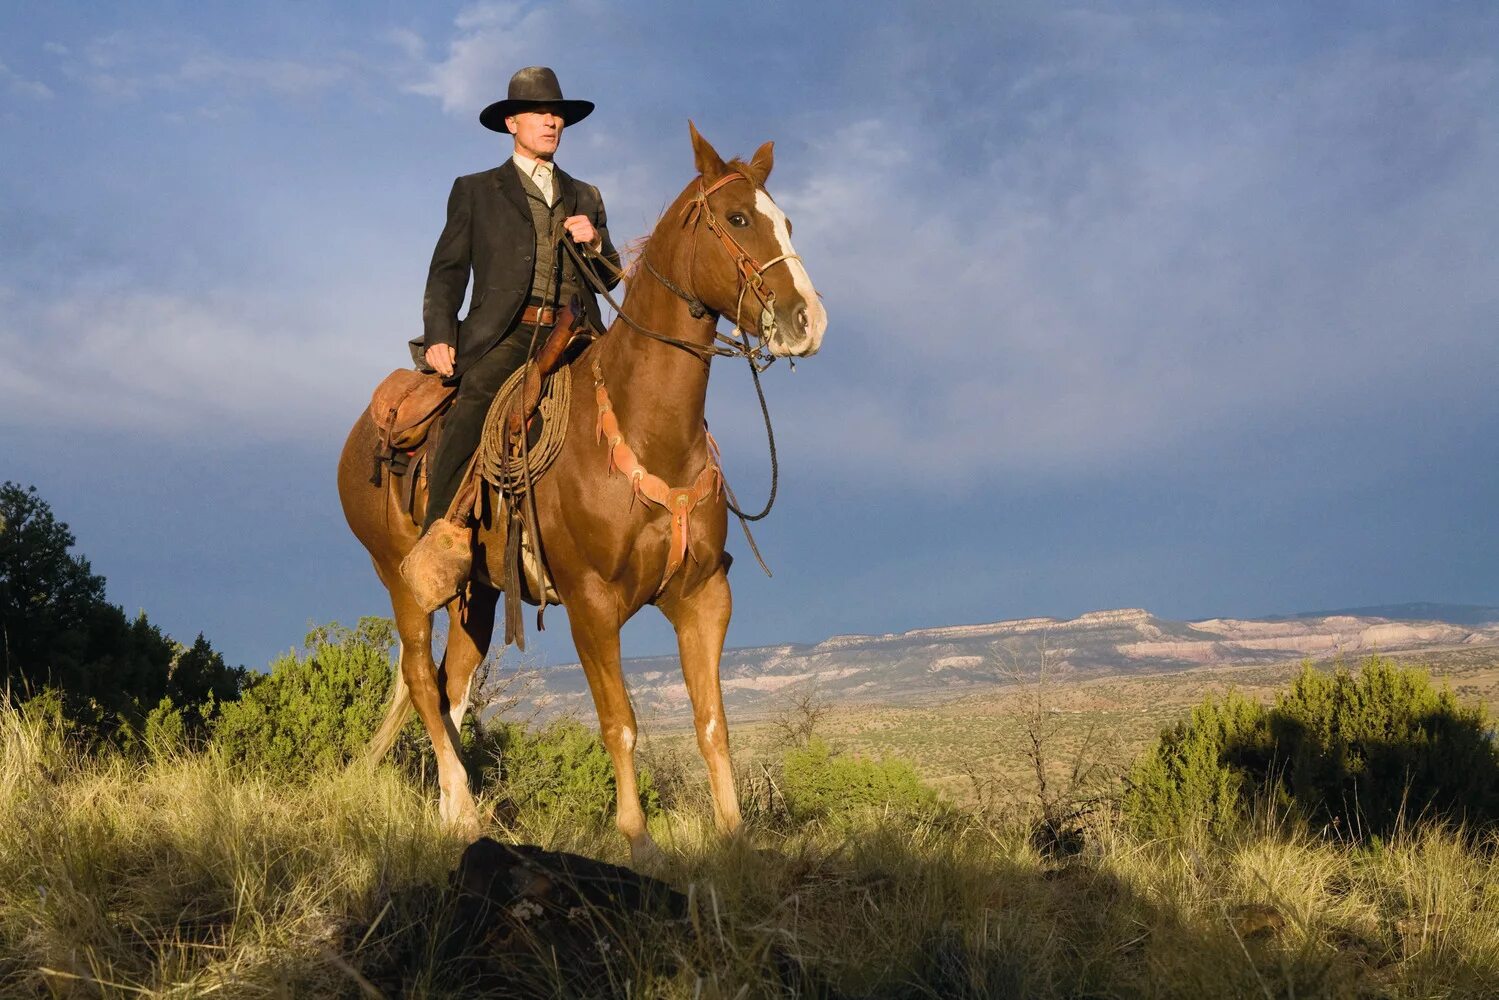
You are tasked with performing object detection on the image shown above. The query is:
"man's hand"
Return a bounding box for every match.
[425,343,456,377]
[563,214,599,248]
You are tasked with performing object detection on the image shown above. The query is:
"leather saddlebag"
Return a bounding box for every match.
[370,369,456,451]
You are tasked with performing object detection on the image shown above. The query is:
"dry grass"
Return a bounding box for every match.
[2,703,1498,998]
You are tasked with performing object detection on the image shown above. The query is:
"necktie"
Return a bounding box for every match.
[533,163,554,205]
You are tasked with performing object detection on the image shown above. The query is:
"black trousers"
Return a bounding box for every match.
[422,330,532,531]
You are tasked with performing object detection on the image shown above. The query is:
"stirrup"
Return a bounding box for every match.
[399,518,473,613]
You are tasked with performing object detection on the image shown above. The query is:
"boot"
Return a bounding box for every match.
[399,518,473,613]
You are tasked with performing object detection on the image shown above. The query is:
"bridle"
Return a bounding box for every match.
[561,170,803,373]
[672,171,804,358]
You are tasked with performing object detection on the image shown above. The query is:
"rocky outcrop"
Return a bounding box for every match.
[348,839,688,997]
[345,840,843,998]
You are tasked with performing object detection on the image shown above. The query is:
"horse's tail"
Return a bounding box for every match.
[367,648,410,763]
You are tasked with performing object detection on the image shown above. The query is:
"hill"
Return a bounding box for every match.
[521,604,1499,721]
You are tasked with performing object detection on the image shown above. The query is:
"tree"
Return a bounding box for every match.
[0,482,242,740]
[1,482,108,689]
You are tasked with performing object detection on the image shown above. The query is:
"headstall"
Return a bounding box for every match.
[674,171,803,361]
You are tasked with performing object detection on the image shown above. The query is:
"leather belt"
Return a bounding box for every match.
[520,304,557,327]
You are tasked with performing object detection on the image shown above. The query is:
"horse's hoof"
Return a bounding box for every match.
[629,836,667,873]
[445,813,483,843]
[440,797,484,843]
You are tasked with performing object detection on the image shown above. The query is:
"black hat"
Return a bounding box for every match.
[479,66,594,133]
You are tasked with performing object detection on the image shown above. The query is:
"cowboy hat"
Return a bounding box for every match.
[479,66,594,132]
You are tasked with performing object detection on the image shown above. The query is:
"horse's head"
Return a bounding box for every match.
[656,123,827,357]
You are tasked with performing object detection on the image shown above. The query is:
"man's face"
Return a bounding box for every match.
[507,106,564,161]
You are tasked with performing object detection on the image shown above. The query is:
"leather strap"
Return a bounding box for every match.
[592,355,721,595]
[508,302,583,438]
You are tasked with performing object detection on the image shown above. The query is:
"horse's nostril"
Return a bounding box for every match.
[796,308,809,330]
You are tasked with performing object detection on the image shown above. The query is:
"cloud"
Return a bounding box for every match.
[51,29,352,102]
[751,23,1499,485]
[0,59,53,100]
[173,52,347,95]
[10,2,1497,496]
[382,27,426,65]
[381,2,1499,494]
[0,285,392,441]
[400,0,648,125]
[403,2,561,115]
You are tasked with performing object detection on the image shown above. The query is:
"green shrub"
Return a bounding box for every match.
[780,737,940,823]
[1124,657,1499,840]
[1123,691,1272,839]
[1272,658,1499,836]
[139,696,189,757]
[212,618,397,778]
[484,718,658,823]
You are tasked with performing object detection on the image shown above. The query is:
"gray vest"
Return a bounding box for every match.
[517,169,586,309]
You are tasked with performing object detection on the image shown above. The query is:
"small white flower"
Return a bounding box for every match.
[509,899,544,921]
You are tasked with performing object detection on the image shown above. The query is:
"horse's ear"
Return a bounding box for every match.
[746,141,774,186]
[689,120,727,180]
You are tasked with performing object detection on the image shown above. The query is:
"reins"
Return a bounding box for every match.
[551,169,791,569]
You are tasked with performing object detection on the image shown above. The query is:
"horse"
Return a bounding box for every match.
[336,124,827,865]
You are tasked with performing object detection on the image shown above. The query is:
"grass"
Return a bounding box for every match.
[3,702,1499,998]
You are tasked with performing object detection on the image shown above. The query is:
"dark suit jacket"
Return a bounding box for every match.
[417,159,621,378]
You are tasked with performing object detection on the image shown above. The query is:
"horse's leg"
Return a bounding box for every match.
[567,585,662,867]
[388,582,481,838]
[658,564,742,836]
[439,581,498,749]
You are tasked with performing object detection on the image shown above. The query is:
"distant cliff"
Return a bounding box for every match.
[521,604,1499,721]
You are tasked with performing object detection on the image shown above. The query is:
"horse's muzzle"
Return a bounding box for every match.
[767,299,826,357]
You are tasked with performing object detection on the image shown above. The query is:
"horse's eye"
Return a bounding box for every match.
[787,218,794,236]
[728,213,750,228]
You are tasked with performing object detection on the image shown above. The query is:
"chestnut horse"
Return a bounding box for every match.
[336,125,826,865]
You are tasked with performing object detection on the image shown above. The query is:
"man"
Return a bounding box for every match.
[414,66,620,550]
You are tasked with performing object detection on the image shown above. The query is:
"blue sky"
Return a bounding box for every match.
[3,1,1497,670]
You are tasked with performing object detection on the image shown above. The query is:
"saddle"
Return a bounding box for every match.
[394,304,592,643]
[365,299,586,492]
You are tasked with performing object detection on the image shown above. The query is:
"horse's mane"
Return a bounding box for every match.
[620,233,651,281]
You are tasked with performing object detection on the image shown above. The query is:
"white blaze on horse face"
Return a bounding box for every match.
[754,190,827,354]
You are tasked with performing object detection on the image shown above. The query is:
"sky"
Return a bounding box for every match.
[3,1,1497,671]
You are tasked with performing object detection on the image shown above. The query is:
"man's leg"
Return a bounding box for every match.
[423,333,531,532]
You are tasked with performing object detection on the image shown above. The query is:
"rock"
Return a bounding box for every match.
[454,839,685,913]
[347,839,688,997]
[343,840,851,997]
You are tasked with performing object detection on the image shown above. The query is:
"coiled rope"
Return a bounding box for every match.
[473,364,572,495]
